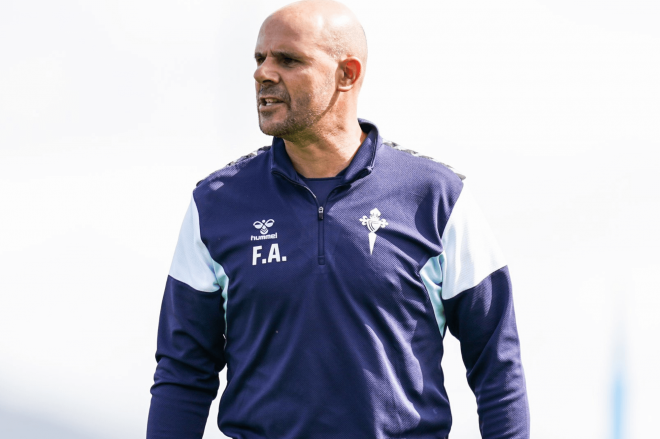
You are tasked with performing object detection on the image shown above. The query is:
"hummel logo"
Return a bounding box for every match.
[253,219,274,235]
[251,219,278,241]
[359,208,388,254]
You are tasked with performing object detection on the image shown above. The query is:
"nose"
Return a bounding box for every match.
[254,56,279,85]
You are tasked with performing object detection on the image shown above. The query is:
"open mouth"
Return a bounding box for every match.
[259,97,286,107]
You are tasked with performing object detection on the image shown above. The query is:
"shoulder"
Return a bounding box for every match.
[374,138,472,238]
[383,139,465,180]
[193,145,272,194]
[377,139,466,203]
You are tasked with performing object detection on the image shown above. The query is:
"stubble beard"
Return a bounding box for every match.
[258,94,318,139]
[257,80,335,140]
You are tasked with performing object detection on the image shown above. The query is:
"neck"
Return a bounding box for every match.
[283,118,366,178]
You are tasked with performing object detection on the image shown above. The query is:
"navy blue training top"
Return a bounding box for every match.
[147,119,529,439]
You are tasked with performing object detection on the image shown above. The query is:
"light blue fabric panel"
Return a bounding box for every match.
[441,180,506,300]
[169,194,225,294]
[419,252,446,337]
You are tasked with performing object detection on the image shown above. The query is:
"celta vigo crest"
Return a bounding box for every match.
[359,208,388,254]
[253,219,275,235]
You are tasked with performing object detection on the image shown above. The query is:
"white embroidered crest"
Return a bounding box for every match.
[359,208,388,255]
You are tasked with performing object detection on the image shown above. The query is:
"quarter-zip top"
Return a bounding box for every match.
[271,137,372,266]
[269,169,345,266]
[148,119,530,439]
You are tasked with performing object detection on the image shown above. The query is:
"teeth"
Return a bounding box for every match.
[264,98,280,105]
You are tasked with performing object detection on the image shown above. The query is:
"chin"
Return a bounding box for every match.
[258,120,282,137]
[259,118,297,138]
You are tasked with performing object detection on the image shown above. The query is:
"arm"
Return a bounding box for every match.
[147,193,228,439]
[440,182,529,438]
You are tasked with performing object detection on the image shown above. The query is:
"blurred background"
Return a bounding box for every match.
[1,0,658,437]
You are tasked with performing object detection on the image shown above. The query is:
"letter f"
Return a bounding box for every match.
[252,246,263,265]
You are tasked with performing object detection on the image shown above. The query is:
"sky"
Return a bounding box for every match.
[0,0,659,438]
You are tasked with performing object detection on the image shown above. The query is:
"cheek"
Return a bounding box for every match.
[304,77,334,100]
[318,72,337,96]
[285,71,334,107]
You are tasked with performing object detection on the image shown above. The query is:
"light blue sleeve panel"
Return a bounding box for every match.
[420,179,507,338]
[419,253,447,336]
[169,194,226,293]
[440,179,506,300]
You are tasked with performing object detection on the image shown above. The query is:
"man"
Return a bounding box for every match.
[147,1,529,438]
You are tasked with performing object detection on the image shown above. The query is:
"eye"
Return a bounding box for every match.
[281,57,297,66]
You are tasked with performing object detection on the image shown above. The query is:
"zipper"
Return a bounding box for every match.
[315,186,345,265]
[273,170,351,266]
[317,206,325,265]
[272,171,325,265]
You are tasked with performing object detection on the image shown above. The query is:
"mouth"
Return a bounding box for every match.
[258,96,286,109]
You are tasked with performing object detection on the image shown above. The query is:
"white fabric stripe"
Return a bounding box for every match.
[441,180,506,300]
[419,253,447,337]
[169,194,225,293]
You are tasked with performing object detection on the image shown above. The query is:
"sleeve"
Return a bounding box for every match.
[147,193,228,439]
[440,181,530,439]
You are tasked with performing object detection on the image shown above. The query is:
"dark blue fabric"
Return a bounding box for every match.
[148,276,225,438]
[148,119,529,439]
[299,172,345,207]
[443,267,530,438]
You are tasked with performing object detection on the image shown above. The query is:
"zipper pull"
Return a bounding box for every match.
[318,206,324,220]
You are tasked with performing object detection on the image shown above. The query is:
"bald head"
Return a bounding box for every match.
[254,0,367,142]
[266,0,367,65]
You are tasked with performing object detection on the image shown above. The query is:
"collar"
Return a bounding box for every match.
[270,118,380,185]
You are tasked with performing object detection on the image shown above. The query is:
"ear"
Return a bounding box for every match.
[337,57,363,92]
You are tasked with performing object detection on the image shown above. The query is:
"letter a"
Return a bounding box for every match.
[267,243,281,263]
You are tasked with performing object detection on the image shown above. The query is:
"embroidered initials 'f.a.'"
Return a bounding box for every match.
[252,244,288,265]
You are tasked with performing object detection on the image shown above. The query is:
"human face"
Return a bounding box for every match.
[254,17,338,139]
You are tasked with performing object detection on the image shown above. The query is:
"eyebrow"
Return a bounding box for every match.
[254,50,305,60]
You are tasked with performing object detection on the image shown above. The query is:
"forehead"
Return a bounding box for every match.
[255,14,326,56]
